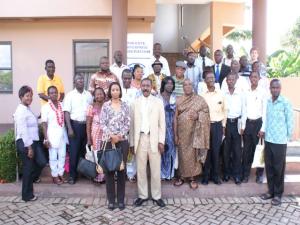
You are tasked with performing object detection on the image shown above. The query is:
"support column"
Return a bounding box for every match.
[112,0,128,64]
[210,2,224,55]
[252,0,267,64]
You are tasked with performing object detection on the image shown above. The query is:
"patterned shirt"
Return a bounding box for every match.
[88,71,119,93]
[99,100,130,141]
[265,95,294,144]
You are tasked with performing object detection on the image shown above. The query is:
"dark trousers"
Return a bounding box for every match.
[16,140,42,201]
[69,120,87,180]
[223,119,242,179]
[242,118,264,178]
[203,121,223,180]
[105,140,129,204]
[265,141,287,197]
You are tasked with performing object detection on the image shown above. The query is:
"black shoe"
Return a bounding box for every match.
[213,178,222,185]
[223,175,230,182]
[256,176,263,184]
[260,193,273,200]
[201,178,208,185]
[234,177,241,185]
[153,199,166,207]
[271,196,281,206]
[134,198,148,206]
[68,177,76,185]
[242,176,249,183]
[108,203,115,211]
[118,202,125,210]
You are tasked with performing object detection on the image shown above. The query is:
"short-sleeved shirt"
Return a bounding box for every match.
[88,71,119,94]
[173,76,185,97]
[63,89,93,122]
[37,74,65,105]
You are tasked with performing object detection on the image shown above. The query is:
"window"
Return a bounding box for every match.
[0,42,12,93]
[73,40,109,89]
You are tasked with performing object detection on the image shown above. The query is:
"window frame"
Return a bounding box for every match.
[73,39,109,89]
[0,41,13,94]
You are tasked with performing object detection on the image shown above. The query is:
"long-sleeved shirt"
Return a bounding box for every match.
[265,95,294,144]
[184,64,203,93]
[201,89,228,127]
[99,100,130,141]
[243,87,268,131]
[13,104,39,147]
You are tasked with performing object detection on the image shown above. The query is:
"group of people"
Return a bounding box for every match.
[13,43,293,209]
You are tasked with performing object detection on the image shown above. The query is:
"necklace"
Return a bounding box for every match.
[49,101,64,127]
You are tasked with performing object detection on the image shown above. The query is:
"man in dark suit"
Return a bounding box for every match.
[212,50,231,87]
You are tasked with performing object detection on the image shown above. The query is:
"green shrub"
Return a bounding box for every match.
[0,129,17,182]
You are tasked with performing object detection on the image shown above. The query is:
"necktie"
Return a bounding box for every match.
[215,64,220,82]
[202,57,205,71]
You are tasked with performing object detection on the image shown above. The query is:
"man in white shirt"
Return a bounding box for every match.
[223,72,246,185]
[184,51,203,93]
[223,44,235,67]
[121,69,140,106]
[147,43,171,77]
[63,74,93,184]
[241,71,267,184]
[195,45,214,72]
[109,50,129,87]
[221,60,249,93]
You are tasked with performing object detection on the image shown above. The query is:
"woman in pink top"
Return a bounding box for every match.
[86,87,106,183]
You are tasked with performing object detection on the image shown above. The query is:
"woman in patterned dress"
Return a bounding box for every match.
[86,87,106,183]
[158,77,176,180]
[174,79,210,189]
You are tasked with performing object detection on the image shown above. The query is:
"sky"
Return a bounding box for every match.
[244,0,300,55]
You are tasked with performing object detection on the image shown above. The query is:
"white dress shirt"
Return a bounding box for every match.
[63,89,93,122]
[109,63,129,86]
[147,55,171,77]
[243,87,268,131]
[13,104,39,147]
[221,75,249,93]
[140,96,150,134]
[184,64,203,93]
[122,88,139,108]
[197,82,220,95]
[223,88,246,127]
[195,56,214,69]
[41,102,68,148]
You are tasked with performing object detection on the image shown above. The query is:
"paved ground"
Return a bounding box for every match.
[0,196,300,225]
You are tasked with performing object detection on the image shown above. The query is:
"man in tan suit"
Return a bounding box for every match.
[130,78,166,207]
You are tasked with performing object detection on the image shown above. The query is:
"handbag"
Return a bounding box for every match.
[78,147,103,178]
[252,139,265,168]
[77,157,97,178]
[34,142,47,168]
[98,141,124,173]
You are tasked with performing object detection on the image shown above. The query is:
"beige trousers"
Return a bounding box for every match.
[136,133,161,200]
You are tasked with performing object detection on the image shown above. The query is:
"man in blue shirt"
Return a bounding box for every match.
[260,79,294,206]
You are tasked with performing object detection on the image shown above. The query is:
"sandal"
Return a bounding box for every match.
[174,178,184,187]
[189,180,198,190]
